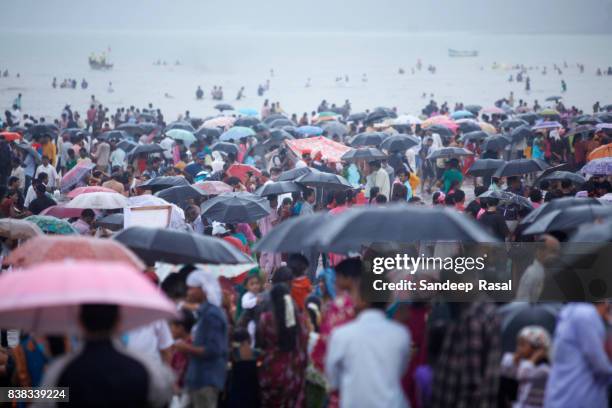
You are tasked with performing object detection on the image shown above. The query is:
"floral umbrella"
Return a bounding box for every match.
[24,215,78,235]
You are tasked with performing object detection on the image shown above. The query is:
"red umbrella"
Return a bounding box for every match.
[40,205,93,219]
[227,164,262,184]
[0,131,22,142]
[194,180,233,195]
[67,186,117,198]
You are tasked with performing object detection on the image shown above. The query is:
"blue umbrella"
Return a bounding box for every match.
[238,108,258,117]
[296,126,324,136]
[451,110,475,120]
[532,121,562,130]
[220,126,256,142]
[581,157,612,175]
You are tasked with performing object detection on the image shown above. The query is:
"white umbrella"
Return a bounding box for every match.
[393,115,422,125]
[66,192,128,209]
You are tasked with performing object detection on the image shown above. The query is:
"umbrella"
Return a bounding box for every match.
[478,190,533,209]
[98,130,132,141]
[532,121,562,130]
[227,164,262,184]
[220,126,256,142]
[278,166,314,181]
[0,260,176,335]
[166,129,196,146]
[5,235,145,270]
[295,170,352,190]
[523,206,612,235]
[498,302,559,352]
[573,115,600,125]
[236,108,258,117]
[341,147,387,162]
[539,108,560,117]
[0,218,43,240]
[347,112,367,122]
[115,227,251,265]
[0,131,22,142]
[315,205,497,253]
[253,213,330,253]
[203,116,235,129]
[477,121,497,134]
[60,161,95,194]
[30,123,59,138]
[520,197,603,226]
[200,192,271,223]
[350,132,388,147]
[451,110,475,120]
[379,134,419,152]
[320,121,349,137]
[211,141,239,156]
[40,206,88,219]
[269,129,294,142]
[456,120,482,134]
[296,126,324,136]
[155,185,206,206]
[193,262,259,280]
[392,114,422,126]
[67,186,116,198]
[481,135,511,152]
[15,143,41,164]
[194,181,233,195]
[581,157,612,175]
[466,159,505,177]
[116,123,148,135]
[364,110,394,124]
[127,195,187,230]
[234,116,260,127]
[426,147,473,160]
[517,113,539,126]
[425,124,454,138]
[196,127,222,140]
[24,215,78,235]
[263,114,288,125]
[117,139,137,152]
[493,159,548,177]
[538,171,586,186]
[165,121,196,133]
[509,125,533,142]
[269,118,296,128]
[460,130,489,142]
[598,113,612,123]
[422,115,458,130]
[481,106,505,115]
[255,181,304,197]
[66,191,128,209]
[214,103,234,112]
[96,213,124,231]
[129,143,165,156]
[500,119,528,129]
[587,143,612,161]
[464,104,482,115]
[140,176,190,193]
[545,96,562,102]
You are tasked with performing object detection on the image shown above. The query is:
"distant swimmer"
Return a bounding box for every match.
[561,80,567,93]
[236,86,245,101]
[398,68,405,74]
[52,77,57,88]
[107,81,114,93]
[525,77,531,92]
[258,84,265,96]
[81,78,88,89]
[164,93,174,99]
[196,86,204,100]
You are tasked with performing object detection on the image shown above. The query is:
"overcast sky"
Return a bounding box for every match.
[3,0,612,34]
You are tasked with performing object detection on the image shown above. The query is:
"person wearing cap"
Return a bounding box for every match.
[179,270,229,408]
[364,160,390,200]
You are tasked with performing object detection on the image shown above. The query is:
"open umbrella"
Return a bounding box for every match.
[426,147,473,160]
[532,121,562,131]
[60,161,95,194]
[481,106,505,115]
[220,126,256,142]
[588,143,612,161]
[253,213,331,253]
[155,185,206,206]
[116,123,147,135]
[255,181,304,197]
[234,116,260,127]
[545,96,562,102]
[425,124,454,138]
[456,120,482,134]
[347,112,367,122]
[127,195,186,230]
[166,129,196,146]
[477,121,498,134]
[214,103,234,112]
[392,115,422,126]
[237,108,258,117]
[460,130,489,142]
[0,218,43,240]
[165,121,196,133]
[581,157,612,175]
[523,206,612,235]
[379,134,419,152]
[5,235,145,270]
[129,143,165,156]
[350,132,388,147]
[96,213,124,231]
[263,114,288,125]
[364,110,394,124]
[481,134,511,152]
[498,302,559,352]
[509,125,533,142]
[500,119,529,130]
[517,113,539,126]
[0,260,176,335]
[493,159,548,177]
[520,197,603,227]
[15,143,41,164]
[65,191,128,209]
[451,110,475,120]
[67,186,117,198]
[203,116,235,129]
[466,159,505,177]
[296,126,324,136]
[40,206,88,219]
[115,226,251,265]
[0,131,22,142]
[341,147,387,162]
[211,141,239,156]
[478,190,533,209]
[194,181,233,195]
[295,171,352,191]
[117,139,137,152]
[24,215,78,235]
[464,105,482,115]
[573,115,600,126]
[538,171,586,186]
[278,166,314,181]
[98,130,132,141]
[196,127,222,140]
[320,121,349,137]
[227,164,262,184]
[140,176,191,193]
[539,108,560,117]
[269,118,296,128]
[200,192,271,223]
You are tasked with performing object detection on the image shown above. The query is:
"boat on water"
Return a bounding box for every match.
[88,57,113,70]
[448,49,479,58]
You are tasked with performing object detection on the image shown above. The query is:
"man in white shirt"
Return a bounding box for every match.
[516,235,560,301]
[365,160,391,199]
[110,142,126,170]
[159,136,175,162]
[125,320,174,366]
[35,155,60,189]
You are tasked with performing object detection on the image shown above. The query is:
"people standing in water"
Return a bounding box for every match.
[196,86,204,100]
[236,87,245,101]
[525,76,531,92]
[561,80,567,93]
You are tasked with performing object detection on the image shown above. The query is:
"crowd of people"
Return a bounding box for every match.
[0,90,612,407]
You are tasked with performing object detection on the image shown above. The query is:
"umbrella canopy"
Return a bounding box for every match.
[581,157,612,175]
[115,227,251,265]
[456,120,482,134]
[253,213,331,253]
[539,108,560,117]
[509,125,533,142]
[96,213,124,231]
[481,106,505,115]
[220,126,256,142]
[0,260,176,335]
[379,134,419,152]
[350,132,388,147]
[24,215,78,235]
[5,235,144,270]
[214,103,234,112]
[200,192,271,223]
[573,115,600,125]
[98,130,132,141]
[500,119,529,130]
[481,134,511,152]
[129,143,165,156]
[0,218,43,240]
[466,159,505,177]
[166,129,196,146]
[425,124,454,138]
[227,164,262,184]
[460,130,489,142]
[296,126,324,136]
[520,197,603,226]
[364,110,395,124]
[499,302,559,352]
[0,131,22,142]
[15,143,42,164]
[450,110,475,120]
[517,113,539,125]
[66,186,116,198]
[234,116,260,127]
[196,126,222,140]
[269,118,296,128]
[478,190,533,209]
[263,113,288,124]
[422,115,458,131]
[165,121,196,133]
[545,96,562,102]
[341,147,387,162]
[155,185,206,206]
[523,205,612,235]
[66,192,128,209]
[315,205,497,253]
[464,104,482,115]
[587,143,612,161]
[211,141,239,156]
[320,121,349,137]
[477,121,497,134]
[255,181,304,197]
[295,171,352,191]
[127,195,186,230]
[140,176,191,193]
[203,116,235,129]
[278,166,314,181]
[116,123,148,135]
[347,112,367,122]
[117,139,137,152]
[390,115,422,126]
[493,159,548,177]
[194,181,233,195]
[538,171,586,186]
[60,161,95,193]
[238,107,258,116]
[426,147,474,160]
[533,121,562,130]
[40,206,88,219]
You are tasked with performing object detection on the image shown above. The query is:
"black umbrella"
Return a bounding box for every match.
[98,130,132,141]
[347,112,367,122]
[278,166,313,181]
[255,181,304,197]
[253,213,330,253]
[190,118,204,129]
[282,126,299,137]
[457,121,482,134]
[129,143,165,156]
[479,190,533,209]
[481,135,511,152]
[545,96,563,102]
[460,130,489,142]
[517,113,539,126]
[214,103,234,112]
[498,303,559,352]
[466,159,505,177]
[10,125,28,135]
[200,192,271,223]
[315,205,497,253]
[211,141,238,156]
[114,227,251,265]
[320,121,349,137]
[572,115,600,126]
[596,113,612,123]
[341,147,387,162]
[269,118,296,128]
[295,171,352,191]
[196,127,221,140]
[379,134,419,152]
[165,121,196,133]
[520,197,603,227]
[138,112,157,122]
[30,123,59,138]
[492,159,548,177]
[155,185,206,206]
[141,176,191,193]
[464,104,482,115]
[95,213,124,231]
[349,132,388,147]
[116,123,147,135]
[425,124,454,138]
[509,125,533,142]
[61,128,90,139]
[263,114,288,125]
[253,123,270,133]
[117,140,137,152]
[234,117,260,127]
[523,205,612,235]
[426,147,473,160]
[364,110,392,124]
[566,125,595,139]
[538,171,586,186]
[500,119,529,130]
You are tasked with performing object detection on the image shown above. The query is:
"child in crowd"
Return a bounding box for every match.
[169,309,196,395]
[226,328,261,408]
[241,273,263,343]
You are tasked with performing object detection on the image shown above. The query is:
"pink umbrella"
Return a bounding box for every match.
[67,186,116,198]
[40,205,91,219]
[0,260,176,335]
[194,180,233,195]
[481,106,505,115]
[60,161,95,194]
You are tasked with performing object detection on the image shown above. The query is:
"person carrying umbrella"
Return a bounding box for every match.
[364,160,390,200]
[515,235,560,302]
[440,158,463,194]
